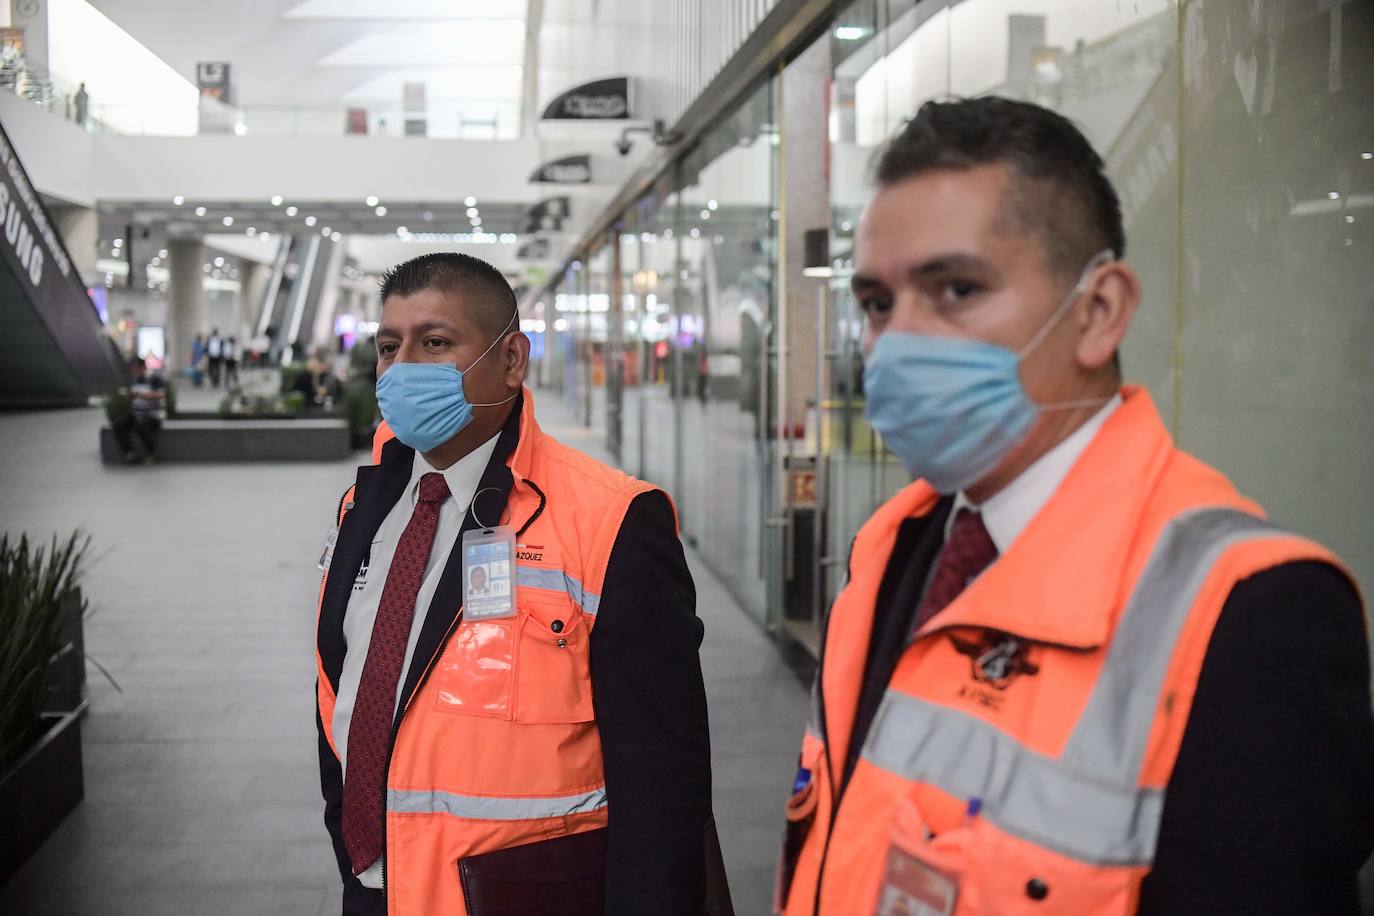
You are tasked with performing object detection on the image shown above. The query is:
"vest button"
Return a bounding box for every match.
[550,619,565,633]
[1025,877,1049,901]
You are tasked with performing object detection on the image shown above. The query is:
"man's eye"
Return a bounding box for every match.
[859,297,892,316]
[424,337,448,349]
[943,280,981,300]
[377,343,397,357]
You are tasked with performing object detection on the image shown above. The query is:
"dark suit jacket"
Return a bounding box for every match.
[316,399,711,914]
[847,497,1374,914]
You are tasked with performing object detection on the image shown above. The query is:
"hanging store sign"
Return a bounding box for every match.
[541,76,630,120]
[196,61,233,105]
[529,154,592,184]
[517,238,552,261]
[522,196,570,234]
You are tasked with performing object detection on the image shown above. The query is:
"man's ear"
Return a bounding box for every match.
[505,332,531,387]
[1075,261,1140,372]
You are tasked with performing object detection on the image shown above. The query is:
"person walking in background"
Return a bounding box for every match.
[206,327,224,387]
[190,333,206,387]
[224,336,240,389]
[112,356,165,464]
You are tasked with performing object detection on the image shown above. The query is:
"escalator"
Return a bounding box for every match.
[0,118,125,407]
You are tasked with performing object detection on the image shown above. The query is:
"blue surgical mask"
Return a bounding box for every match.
[863,250,1114,493]
[375,310,518,452]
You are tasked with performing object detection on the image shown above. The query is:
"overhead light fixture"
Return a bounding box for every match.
[112,238,123,248]
[260,232,272,241]
[465,196,477,207]
[1329,191,1341,200]
[247,226,256,236]
[1363,152,1373,160]
[222,216,234,226]
[158,249,168,258]
[321,226,332,236]
[365,195,379,207]
[213,256,225,267]
[195,206,207,216]
[708,199,718,210]
[285,206,298,216]
[397,226,408,235]
[271,195,284,206]
[700,209,711,219]
[834,25,868,40]
[305,215,317,226]
[375,206,387,216]
[172,195,184,206]
[466,207,479,218]
[331,231,342,241]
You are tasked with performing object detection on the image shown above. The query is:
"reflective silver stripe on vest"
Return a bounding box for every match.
[861,507,1288,866]
[516,566,602,616]
[388,785,607,821]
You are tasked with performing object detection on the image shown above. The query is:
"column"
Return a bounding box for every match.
[54,205,98,287]
[237,260,268,340]
[166,239,206,374]
[779,36,831,434]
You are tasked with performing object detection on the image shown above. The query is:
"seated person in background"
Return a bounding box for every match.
[113,357,165,464]
[291,350,342,407]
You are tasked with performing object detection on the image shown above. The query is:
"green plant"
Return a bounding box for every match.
[0,533,89,771]
[102,387,131,425]
[282,391,307,413]
[343,381,378,443]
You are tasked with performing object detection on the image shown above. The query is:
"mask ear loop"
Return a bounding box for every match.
[464,308,522,409]
[1019,248,1118,412]
[467,486,504,531]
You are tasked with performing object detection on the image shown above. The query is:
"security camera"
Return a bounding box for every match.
[615,119,682,157]
[615,137,634,157]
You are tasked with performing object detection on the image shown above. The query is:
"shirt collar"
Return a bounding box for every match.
[951,394,1123,552]
[408,433,501,512]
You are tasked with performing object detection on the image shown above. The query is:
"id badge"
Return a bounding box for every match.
[318,527,338,571]
[462,525,517,621]
[874,845,958,916]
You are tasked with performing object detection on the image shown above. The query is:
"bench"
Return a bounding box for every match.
[100,417,352,463]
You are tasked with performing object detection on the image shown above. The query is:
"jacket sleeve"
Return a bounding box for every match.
[1138,560,1374,914]
[318,699,353,885]
[590,490,711,916]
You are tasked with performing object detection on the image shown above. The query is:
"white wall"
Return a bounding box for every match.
[0,89,96,206]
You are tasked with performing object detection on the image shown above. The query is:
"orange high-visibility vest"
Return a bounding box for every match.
[779,386,1358,915]
[316,389,658,915]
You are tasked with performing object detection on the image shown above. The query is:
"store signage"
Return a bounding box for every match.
[517,238,552,261]
[529,154,592,184]
[541,77,630,120]
[522,196,570,234]
[0,126,72,299]
[196,61,233,105]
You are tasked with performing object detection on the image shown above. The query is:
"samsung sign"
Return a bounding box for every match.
[0,130,70,291]
[541,77,631,120]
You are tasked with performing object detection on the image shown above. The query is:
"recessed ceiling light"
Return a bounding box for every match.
[365,195,379,207]
[158,249,168,258]
[1329,191,1341,200]
[397,226,408,235]
[222,216,234,226]
[1363,152,1373,160]
[213,256,224,267]
[247,226,256,236]
[331,232,342,242]
[305,215,317,226]
[321,226,332,236]
[700,209,711,219]
[195,206,207,216]
[466,207,479,218]
[375,206,387,216]
[270,195,283,206]
[172,196,184,206]
[112,238,123,248]
[707,199,718,210]
[260,232,271,241]
[464,196,477,207]
[285,206,298,216]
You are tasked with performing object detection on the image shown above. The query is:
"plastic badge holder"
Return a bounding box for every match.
[462,525,517,621]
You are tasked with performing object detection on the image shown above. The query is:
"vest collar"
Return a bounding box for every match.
[918,385,1174,650]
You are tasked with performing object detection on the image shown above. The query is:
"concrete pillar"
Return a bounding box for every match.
[779,36,831,433]
[166,239,206,374]
[11,0,49,72]
[54,205,98,287]
[238,260,269,340]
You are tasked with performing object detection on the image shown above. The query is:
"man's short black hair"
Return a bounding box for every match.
[129,356,146,371]
[379,252,518,337]
[874,96,1125,282]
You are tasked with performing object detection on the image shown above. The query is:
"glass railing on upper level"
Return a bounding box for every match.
[1,53,522,140]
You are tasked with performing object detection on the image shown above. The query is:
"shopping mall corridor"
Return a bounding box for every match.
[0,388,807,916]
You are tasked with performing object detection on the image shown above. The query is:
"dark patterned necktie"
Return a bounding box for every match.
[913,508,999,633]
[342,471,450,874]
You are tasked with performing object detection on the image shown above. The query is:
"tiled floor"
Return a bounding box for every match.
[0,385,807,915]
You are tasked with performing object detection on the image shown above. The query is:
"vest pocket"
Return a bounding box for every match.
[432,620,517,719]
[962,820,1141,915]
[515,598,595,724]
[870,797,972,915]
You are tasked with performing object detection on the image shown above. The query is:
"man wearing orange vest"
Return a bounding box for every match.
[777,97,1374,915]
[315,253,713,915]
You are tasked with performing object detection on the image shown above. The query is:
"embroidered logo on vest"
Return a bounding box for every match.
[950,631,1039,690]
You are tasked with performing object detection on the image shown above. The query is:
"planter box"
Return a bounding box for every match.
[0,702,87,885]
[99,417,352,463]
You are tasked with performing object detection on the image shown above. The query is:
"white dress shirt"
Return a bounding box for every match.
[951,395,1123,553]
[333,433,499,886]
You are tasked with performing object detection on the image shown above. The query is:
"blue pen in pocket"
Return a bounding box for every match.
[792,767,812,795]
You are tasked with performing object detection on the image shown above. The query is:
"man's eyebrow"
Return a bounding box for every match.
[376,320,461,339]
[907,253,993,281]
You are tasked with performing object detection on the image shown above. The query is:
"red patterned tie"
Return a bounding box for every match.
[342,471,450,874]
[913,508,999,633]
